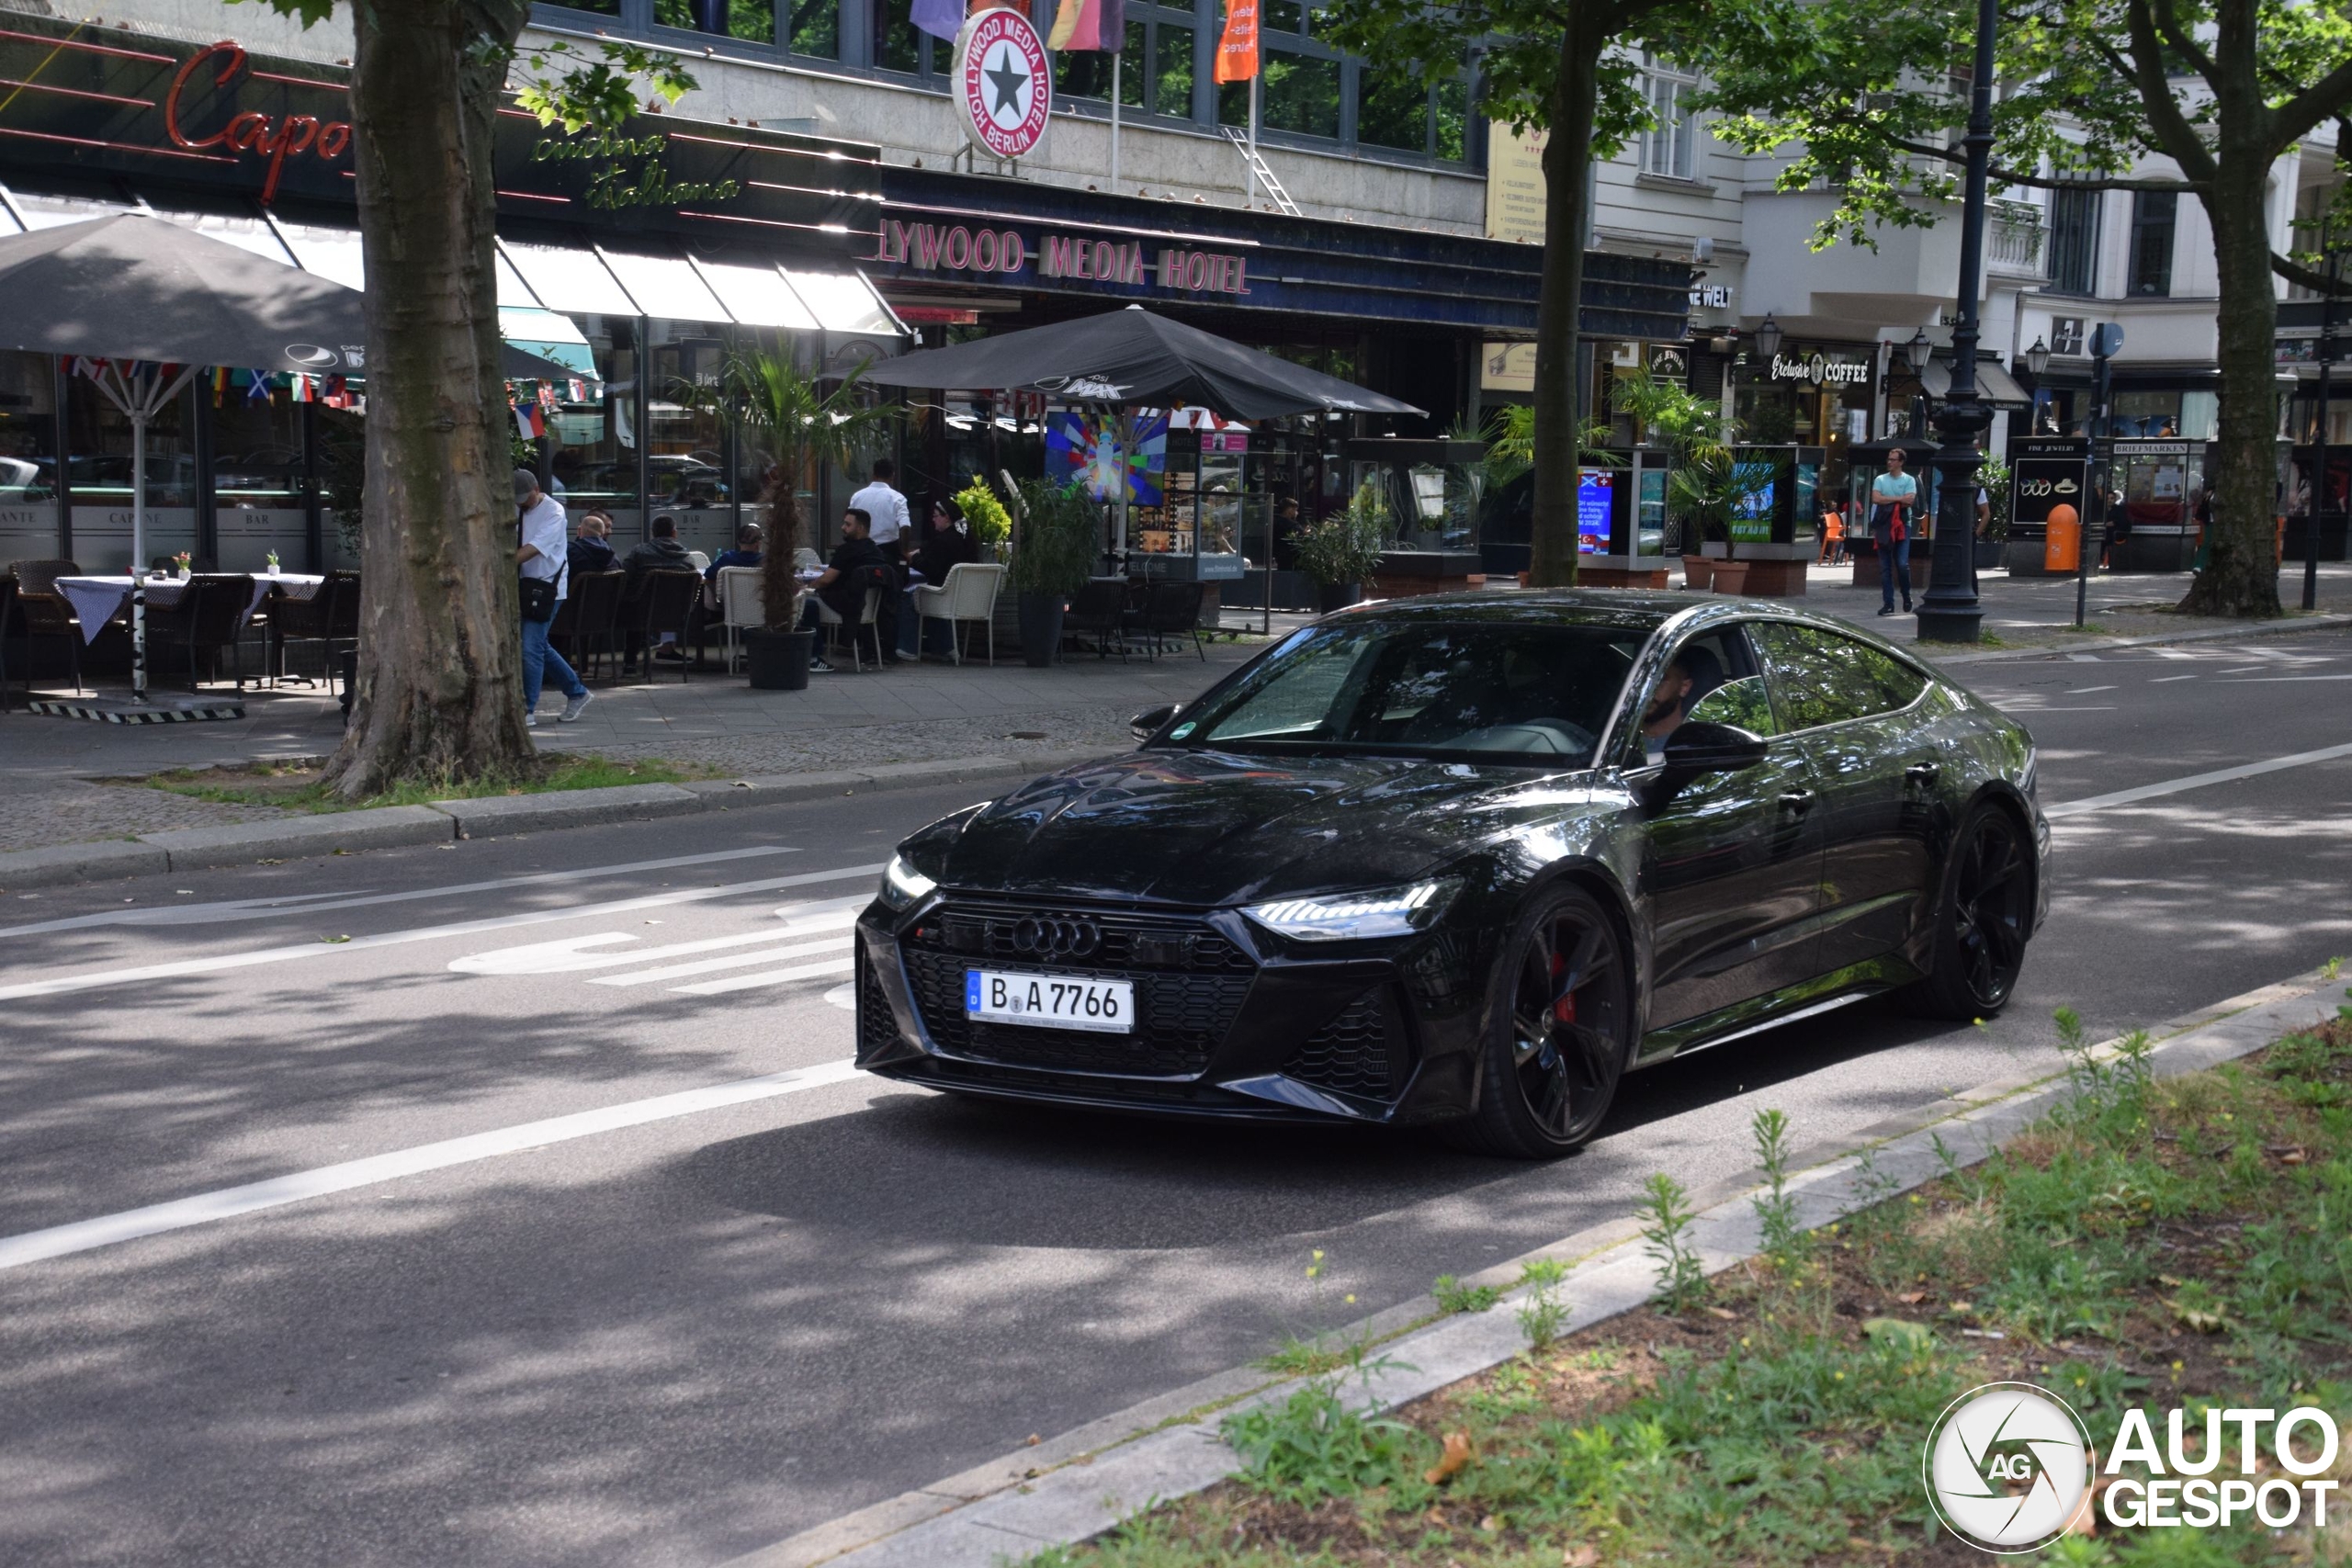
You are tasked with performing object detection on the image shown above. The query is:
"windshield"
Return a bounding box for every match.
[1167,620,1648,766]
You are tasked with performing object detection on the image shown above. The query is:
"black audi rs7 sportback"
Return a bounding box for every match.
[854,592,2050,1157]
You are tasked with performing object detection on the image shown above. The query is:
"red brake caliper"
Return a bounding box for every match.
[1551,951,1577,1024]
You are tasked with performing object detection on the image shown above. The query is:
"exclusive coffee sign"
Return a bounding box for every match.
[952,8,1053,161]
[0,15,875,253]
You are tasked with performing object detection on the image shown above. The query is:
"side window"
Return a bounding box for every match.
[1750,623,1928,732]
[1624,627,1772,763]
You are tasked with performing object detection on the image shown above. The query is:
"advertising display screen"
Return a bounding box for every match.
[1577,468,1614,553]
[1730,462,1778,544]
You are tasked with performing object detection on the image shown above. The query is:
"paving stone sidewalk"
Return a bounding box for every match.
[5,563,2346,854]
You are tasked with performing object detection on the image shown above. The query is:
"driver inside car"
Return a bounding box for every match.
[1640,659,1694,761]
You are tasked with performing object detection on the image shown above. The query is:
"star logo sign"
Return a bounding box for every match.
[984,44,1030,123]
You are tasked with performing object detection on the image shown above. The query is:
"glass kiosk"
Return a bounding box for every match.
[1342,437,1486,596]
[1130,423,1260,626]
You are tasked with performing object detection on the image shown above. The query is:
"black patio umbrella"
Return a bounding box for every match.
[0,213,571,697]
[857,304,1425,420]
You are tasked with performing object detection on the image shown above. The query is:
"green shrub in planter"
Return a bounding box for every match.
[1294,480,1392,588]
[955,475,1013,552]
[1008,479,1102,597]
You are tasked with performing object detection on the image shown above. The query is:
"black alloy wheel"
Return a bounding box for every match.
[1906,803,2035,1019]
[1449,884,1631,1159]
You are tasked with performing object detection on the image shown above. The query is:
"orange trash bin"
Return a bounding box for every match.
[2044,503,2080,572]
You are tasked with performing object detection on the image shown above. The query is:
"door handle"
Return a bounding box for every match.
[1905,761,1941,784]
[1777,788,1816,814]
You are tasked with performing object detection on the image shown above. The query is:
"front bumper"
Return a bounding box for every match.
[854,895,1489,1125]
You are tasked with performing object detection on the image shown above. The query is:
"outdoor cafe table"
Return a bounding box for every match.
[52,571,325,644]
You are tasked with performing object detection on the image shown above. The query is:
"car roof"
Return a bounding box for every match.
[1329,589,1927,666]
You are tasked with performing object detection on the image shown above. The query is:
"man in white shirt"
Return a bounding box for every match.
[849,458,911,559]
[514,468,591,728]
[846,457,911,664]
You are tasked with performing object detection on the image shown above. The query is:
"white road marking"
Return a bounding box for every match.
[2046,739,2352,819]
[2218,674,2352,682]
[2068,685,2118,694]
[2150,673,2198,682]
[0,847,798,941]
[447,897,868,976]
[0,1058,865,1271]
[590,935,854,987]
[0,865,887,1003]
[2067,653,2104,662]
[673,957,857,997]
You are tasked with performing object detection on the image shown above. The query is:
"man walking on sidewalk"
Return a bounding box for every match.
[1870,448,1917,615]
[515,468,592,728]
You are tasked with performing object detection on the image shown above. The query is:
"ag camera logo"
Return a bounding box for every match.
[1924,1382,2093,1552]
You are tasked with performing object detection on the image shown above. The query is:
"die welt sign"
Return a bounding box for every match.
[872,218,1253,297]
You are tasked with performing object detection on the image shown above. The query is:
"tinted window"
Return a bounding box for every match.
[1175,621,1647,765]
[1750,623,1929,731]
[1626,628,1772,764]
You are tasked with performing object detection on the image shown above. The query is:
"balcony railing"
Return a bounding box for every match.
[1987,199,2046,277]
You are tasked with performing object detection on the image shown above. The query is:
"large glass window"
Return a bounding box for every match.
[1261,52,1340,138]
[2130,191,2177,297]
[64,374,198,573]
[0,352,60,565]
[548,315,644,543]
[1356,73,1428,152]
[872,0,922,73]
[209,395,311,573]
[1641,61,1696,179]
[1155,24,1194,115]
[654,0,778,43]
[792,0,840,57]
[2047,186,2099,295]
[1055,22,1146,104]
[646,324,736,560]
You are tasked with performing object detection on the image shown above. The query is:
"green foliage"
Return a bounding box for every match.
[1514,1259,1572,1350]
[1749,1108,1807,1269]
[1219,1380,1420,1506]
[1635,1172,1707,1313]
[1292,480,1393,587]
[1977,454,2014,542]
[953,476,1012,548]
[1431,1274,1504,1315]
[1009,479,1102,596]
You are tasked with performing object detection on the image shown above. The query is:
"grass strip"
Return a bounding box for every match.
[1040,995,2352,1567]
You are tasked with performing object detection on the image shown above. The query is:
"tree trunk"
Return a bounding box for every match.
[1526,23,1603,589]
[2178,148,2285,618]
[325,0,536,797]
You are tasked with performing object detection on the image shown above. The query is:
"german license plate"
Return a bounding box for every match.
[965,969,1134,1033]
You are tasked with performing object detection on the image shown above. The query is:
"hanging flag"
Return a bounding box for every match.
[290,373,315,403]
[211,367,232,407]
[910,0,963,41]
[1213,0,1258,82]
[245,369,274,405]
[567,378,587,403]
[537,382,558,412]
[1048,0,1125,51]
[70,355,99,383]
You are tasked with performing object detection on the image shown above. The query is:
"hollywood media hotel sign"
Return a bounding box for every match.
[871,219,1254,298]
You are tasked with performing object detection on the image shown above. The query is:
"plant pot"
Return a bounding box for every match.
[1711,559,1752,595]
[744,626,811,691]
[1017,592,1064,667]
[1313,579,1363,614]
[1699,541,1729,559]
[1681,555,1714,591]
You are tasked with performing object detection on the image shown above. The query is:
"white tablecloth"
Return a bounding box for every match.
[52,573,325,645]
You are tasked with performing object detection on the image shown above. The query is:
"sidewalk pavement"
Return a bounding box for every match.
[4,564,2346,856]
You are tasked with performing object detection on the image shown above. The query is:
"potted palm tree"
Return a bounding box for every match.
[700,344,888,689]
[1295,479,1393,611]
[1008,478,1099,666]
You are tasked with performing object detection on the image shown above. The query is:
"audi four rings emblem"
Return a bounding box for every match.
[1012,918,1102,957]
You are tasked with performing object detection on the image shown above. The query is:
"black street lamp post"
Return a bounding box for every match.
[1916,0,1998,644]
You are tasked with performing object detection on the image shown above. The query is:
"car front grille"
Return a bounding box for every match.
[856,939,897,1059]
[898,900,1255,1078]
[1284,987,1408,1099]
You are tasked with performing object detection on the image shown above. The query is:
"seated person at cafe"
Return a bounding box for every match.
[568,509,617,577]
[617,513,696,671]
[798,507,897,672]
[676,524,762,669]
[912,500,978,583]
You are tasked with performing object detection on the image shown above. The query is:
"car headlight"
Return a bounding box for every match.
[1243,879,1459,942]
[878,853,938,911]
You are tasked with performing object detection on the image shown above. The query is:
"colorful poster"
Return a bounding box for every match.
[1577,468,1613,554]
[1046,410,1168,504]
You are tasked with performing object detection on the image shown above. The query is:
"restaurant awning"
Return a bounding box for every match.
[1917,355,2032,410]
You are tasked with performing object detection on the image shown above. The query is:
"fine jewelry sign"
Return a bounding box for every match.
[953,8,1053,161]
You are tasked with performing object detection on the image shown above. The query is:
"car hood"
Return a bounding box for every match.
[933,749,1594,906]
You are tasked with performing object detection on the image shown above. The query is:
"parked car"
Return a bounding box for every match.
[854,592,2049,1158]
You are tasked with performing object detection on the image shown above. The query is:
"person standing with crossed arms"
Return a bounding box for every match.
[1870,447,1918,615]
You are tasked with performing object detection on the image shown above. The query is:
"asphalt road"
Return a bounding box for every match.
[4,628,2350,1568]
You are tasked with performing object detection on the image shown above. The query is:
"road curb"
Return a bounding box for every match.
[1920,610,2352,667]
[726,965,2349,1568]
[0,752,1115,889]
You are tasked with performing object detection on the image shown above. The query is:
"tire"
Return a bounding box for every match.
[1902,801,2035,1020]
[1444,883,1633,1159]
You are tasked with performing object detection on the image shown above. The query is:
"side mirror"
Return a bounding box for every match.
[1661,722,1769,775]
[1131,703,1179,743]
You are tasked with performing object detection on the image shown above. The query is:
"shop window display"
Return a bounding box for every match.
[65,372,197,573]
[548,316,643,547]
[0,352,61,563]
[210,394,311,572]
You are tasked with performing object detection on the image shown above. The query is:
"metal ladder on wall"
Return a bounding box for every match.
[1221,126,1302,217]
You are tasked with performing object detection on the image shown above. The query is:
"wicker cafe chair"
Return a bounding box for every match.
[716,566,767,673]
[1061,577,1131,660]
[9,559,88,696]
[147,573,256,693]
[630,568,701,682]
[911,561,1005,666]
[813,583,885,671]
[1137,579,1207,661]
